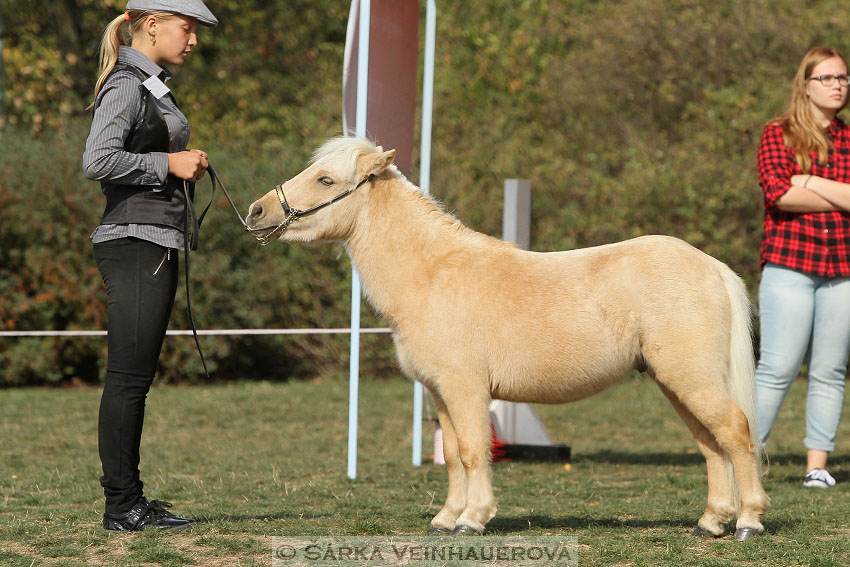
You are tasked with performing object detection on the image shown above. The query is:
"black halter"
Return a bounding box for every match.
[251,173,374,246]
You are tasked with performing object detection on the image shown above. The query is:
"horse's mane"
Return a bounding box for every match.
[313,136,514,249]
[311,136,380,184]
[389,166,510,247]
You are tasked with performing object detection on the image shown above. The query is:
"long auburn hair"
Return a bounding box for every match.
[778,47,850,173]
[90,11,176,106]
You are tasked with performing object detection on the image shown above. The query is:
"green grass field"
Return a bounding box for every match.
[1,375,848,566]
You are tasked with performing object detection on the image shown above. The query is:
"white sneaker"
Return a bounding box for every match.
[803,468,836,488]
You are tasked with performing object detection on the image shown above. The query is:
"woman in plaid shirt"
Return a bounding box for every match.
[756,47,850,489]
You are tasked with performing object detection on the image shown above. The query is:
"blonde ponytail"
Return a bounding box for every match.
[90,14,129,106]
[90,11,174,108]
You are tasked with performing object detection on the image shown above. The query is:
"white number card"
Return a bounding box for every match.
[142,75,170,99]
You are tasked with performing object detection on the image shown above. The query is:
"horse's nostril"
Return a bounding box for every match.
[250,204,263,219]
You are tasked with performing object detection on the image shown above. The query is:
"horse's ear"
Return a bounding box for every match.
[363,149,396,178]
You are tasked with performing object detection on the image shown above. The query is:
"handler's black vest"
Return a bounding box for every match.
[98,63,198,249]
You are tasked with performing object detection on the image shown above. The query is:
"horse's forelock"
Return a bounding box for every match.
[310,136,380,182]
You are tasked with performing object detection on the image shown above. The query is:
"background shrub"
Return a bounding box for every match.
[3,0,850,385]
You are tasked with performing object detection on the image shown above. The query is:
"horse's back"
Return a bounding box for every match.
[519,235,728,303]
[534,234,734,343]
[539,234,713,272]
[476,235,736,403]
[391,232,738,403]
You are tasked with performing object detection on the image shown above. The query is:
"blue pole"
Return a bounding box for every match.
[348,0,371,480]
[419,0,436,198]
[412,0,437,467]
[412,382,424,465]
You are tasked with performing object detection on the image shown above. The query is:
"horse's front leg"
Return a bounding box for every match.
[436,387,496,534]
[428,392,468,533]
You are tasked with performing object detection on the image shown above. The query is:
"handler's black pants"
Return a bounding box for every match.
[93,237,178,515]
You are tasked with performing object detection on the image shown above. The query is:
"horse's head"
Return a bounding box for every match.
[246,137,395,244]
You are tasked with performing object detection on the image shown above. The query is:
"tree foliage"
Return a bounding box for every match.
[3,1,850,384]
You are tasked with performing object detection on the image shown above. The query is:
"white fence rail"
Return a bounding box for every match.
[0,328,392,337]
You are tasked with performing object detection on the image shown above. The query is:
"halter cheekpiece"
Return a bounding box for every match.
[250,174,374,245]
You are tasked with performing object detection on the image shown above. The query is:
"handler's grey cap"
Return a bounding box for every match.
[126,0,218,27]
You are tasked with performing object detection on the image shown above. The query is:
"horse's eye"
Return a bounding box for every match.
[318,176,334,186]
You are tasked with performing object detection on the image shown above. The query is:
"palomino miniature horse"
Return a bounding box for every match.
[245,137,770,540]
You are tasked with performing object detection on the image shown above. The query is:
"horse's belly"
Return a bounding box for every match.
[489,361,635,405]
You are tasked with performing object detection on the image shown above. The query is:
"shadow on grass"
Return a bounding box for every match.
[414,513,699,534]
[444,515,804,537]
[569,450,705,467]
[486,514,697,533]
[195,511,332,523]
[762,453,850,484]
[569,450,850,472]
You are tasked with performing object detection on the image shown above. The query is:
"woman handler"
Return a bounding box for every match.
[82,0,217,531]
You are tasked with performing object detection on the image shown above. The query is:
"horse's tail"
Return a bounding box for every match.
[718,264,764,506]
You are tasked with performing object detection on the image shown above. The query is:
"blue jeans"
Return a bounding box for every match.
[755,263,850,452]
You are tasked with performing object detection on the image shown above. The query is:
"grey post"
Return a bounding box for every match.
[496,178,533,446]
[503,179,532,250]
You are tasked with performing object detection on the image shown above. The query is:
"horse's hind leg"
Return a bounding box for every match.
[658,378,769,536]
[656,382,736,536]
[692,394,769,536]
[428,392,469,532]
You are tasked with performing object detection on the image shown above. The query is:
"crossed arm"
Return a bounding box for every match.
[759,123,850,213]
[774,176,850,213]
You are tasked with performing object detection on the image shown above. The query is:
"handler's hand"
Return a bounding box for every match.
[168,149,209,182]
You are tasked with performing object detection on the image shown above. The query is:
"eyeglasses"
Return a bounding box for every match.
[807,74,850,87]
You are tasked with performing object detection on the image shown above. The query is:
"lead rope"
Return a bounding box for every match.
[205,164,249,230]
[179,163,250,378]
[182,180,208,377]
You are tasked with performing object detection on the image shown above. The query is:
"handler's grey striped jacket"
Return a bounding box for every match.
[82,46,191,250]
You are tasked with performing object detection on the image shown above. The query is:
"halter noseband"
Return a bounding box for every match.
[250,173,374,245]
[183,165,373,374]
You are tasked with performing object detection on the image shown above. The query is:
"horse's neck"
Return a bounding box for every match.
[344,175,491,318]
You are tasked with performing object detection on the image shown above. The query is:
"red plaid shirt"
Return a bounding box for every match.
[758,117,850,277]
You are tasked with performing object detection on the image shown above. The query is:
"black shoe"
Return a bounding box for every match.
[103,497,195,532]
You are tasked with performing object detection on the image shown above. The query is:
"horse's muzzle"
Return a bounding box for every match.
[245,202,265,228]
[244,196,299,245]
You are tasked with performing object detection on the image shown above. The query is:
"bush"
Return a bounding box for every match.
[0,122,397,385]
[5,1,850,384]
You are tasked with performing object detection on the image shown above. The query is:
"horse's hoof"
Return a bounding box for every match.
[428,526,451,534]
[690,526,722,538]
[451,524,482,535]
[734,527,761,541]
